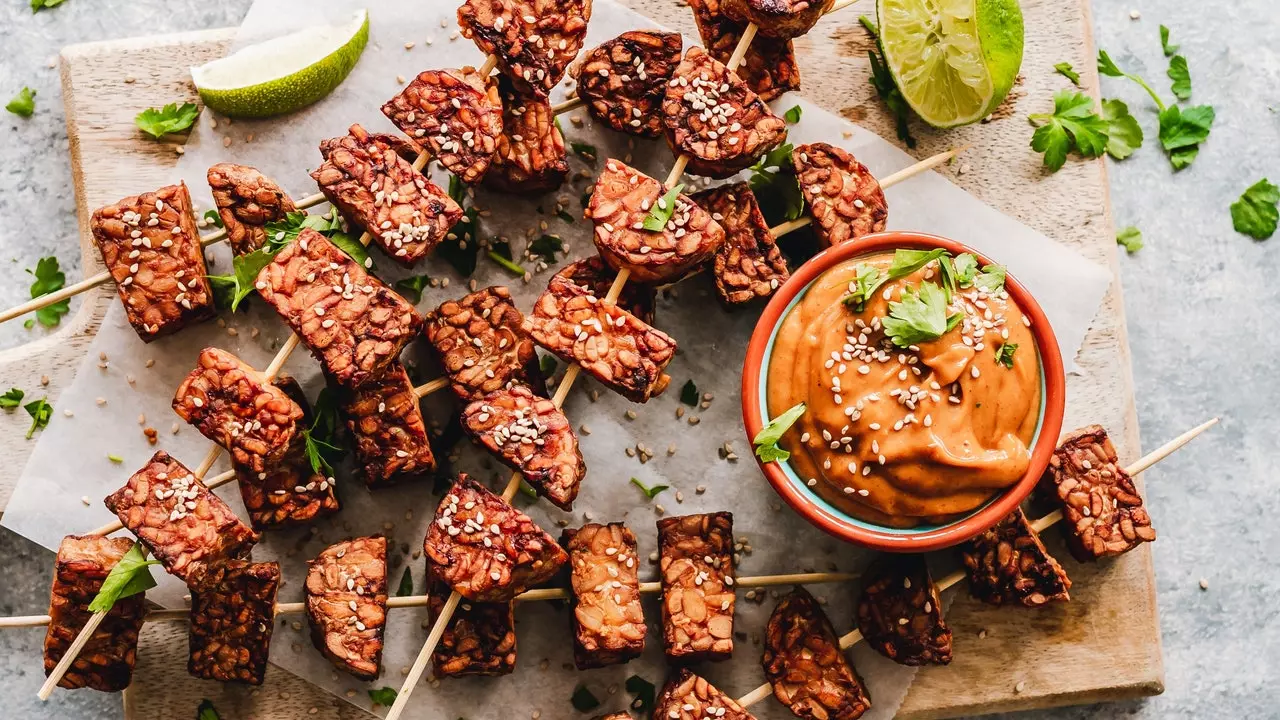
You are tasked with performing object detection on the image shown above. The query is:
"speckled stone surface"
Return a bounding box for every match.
[0,1,1276,718]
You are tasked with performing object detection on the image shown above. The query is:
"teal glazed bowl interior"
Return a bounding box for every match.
[741,230,1067,552]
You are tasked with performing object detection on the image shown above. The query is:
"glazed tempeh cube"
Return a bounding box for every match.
[592,715,632,720]
[959,507,1072,607]
[693,183,790,305]
[690,0,800,103]
[553,256,656,325]
[855,554,952,666]
[657,512,736,663]
[793,143,888,247]
[427,561,517,677]
[725,0,834,39]
[662,47,788,179]
[340,360,437,487]
[563,523,646,669]
[207,163,297,256]
[188,561,280,685]
[457,0,592,98]
[463,384,585,510]
[1040,424,1156,561]
[255,228,424,389]
[313,124,463,266]
[381,67,503,185]
[173,347,306,474]
[424,475,568,602]
[587,160,725,284]
[43,535,147,692]
[764,587,872,720]
[656,669,757,720]
[572,30,683,138]
[90,182,215,342]
[485,76,569,194]
[305,536,389,680]
[104,451,259,589]
[524,274,677,403]
[425,286,545,402]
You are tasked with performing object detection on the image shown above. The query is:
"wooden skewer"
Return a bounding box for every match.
[734,418,1220,709]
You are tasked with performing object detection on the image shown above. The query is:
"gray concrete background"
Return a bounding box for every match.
[0,0,1275,718]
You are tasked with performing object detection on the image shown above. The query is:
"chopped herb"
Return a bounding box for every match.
[301,387,345,477]
[134,102,200,139]
[208,247,274,312]
[1230,179,1279,240]
[1167,55,1192,100]
[1028,90,1110,171]
[1101,98,1143,160]
[24,396,51,439]
[571,684,601,712]
[642,184,685,232]
[1116,226,1144,253]
[539,354,557,376]
[840,263,884,311]
[783,105,803,124]
[867,49,917,148]
[858,14,879,36]
[995,342,1018,368]
[625,675,657,713]
[629,477,669,500]
[328,231,373,269]
[108,454,124,463]
[368,687,398,708]
[487,240,527,276]
[197,699,220,720]
[6,87,36,117]
[394,274,431,303]
[882,281,960,348]
[436,206,481,276]
[953,253,979,286]
[529,234,565,263]
[88,543,159,612]
[26,256,69,328]
[202,209,223,228]
[569,141,598,161]
[747,144,805,224]
[1158,103,1214,170]
[1160,25,1179,57]
[1054,62,1081,86]
[680,379,698,407]
[396,567,414,597]
[1,388,24,409]
[518,480,538,500]
[752,402,805,463]
[974,264,1007,293]
[556,209,576,224]
[887,248,948,280]
[31,0,67,11]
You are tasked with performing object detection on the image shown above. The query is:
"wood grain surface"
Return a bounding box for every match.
[0,0,1162,717]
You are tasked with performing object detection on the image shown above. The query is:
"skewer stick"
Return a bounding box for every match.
[735,418,1220,709]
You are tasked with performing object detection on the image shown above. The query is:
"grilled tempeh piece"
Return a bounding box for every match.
[313,124,463,266]
[485,76,569,194]
[43,535,147,692]
[663,46,788,178]
[656,669,758,720]
[764,587,872,720]
[104,451,259,589]
[724,0,835,38]
[572,30,683,138]
[305,536,389,681]
[694,182,790,305]
[90,182,215,342]
[563,523,646,669]
[207,163,297,256]
[658,512,736,664]
[173,347,306,474]
[427,561,517,677]
[425,286,545,402]
[381,68,503,185]
[255,229,423,389]
[457,0,593,98]
[959,507,1072,607]
[689,0,800,102]
[1040,425,1156,561]
[463,384,585,510]
[188,561,280,685]
[340,360,437,487]
[552,256,656,325]
[856,554,952,666]
[793,143,888,247]
[424,474,568,602]
[524,274,677,402]
[587,159,726,284]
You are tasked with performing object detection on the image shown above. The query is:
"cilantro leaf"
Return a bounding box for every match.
[784,105,803,124]
[1096,49,1124,78]
[438,176,482,276]
[368,687,398,708]
[888,248,948,280]
[882,282,959,347]
[197,699,221,720]
[328,232,373,269]
[1054,62,1081,86]
[1116,226,1144,253]
[995,342,1018,368]
[6,87,36,117]
[88,544,159,612]
[1230,179,1279,240]
[26,256,69,327]
[1160,25,1179,57]
[953,253,979,286]
[487,240,527,276]
[629,477,669,500]
[134,102,200,139]
[24,397,51,439]
[395,274,431,303]
[571,685,601,712]
[642,184,685,232]
[570,141,597,162]
[1029,90,1110,172]
[539,354,557,376]
[680,379,698,406]
[518,480,538,500]
[396,567,414,597]
[858,15,879,37]
[1101,98,1143,160]
[748,143,805,224]
[1,388,24,409]
[529,234,564,263]
[1157,104,1214,170]
[1167,55,1192,100]
[202,209,224,228]
[208,248,274,312]
[840,263,884,311]
[753,402,805,463]
[556,209,576,224]
[626,675,657,713]
[301,387,345,477]
[868,49,917,148]
[974,264,1007,293]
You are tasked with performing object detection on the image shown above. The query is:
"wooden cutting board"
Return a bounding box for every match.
[1,0,1163,717]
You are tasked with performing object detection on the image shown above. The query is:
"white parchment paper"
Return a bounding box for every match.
[4,0,1111,717]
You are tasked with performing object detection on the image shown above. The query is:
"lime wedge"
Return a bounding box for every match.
[876,0,1023,128]
[191,9,370,118]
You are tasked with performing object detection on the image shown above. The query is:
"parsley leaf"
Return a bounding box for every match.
[1,388,24,409]
[995,342,1018,368]
[1157,104,1214,170]
[571,685,601,712]
[642,184,685,232]
[328,232,372,269]
[202,209,223,228]
[953,253,979,286]
[1054,62,1081,86]
[395,274,431,303]
[529,234,564,263]
[208,248,274,313]
[134,102,200,139]
[887,248,948,280]
[396,567,414,597]
[197,699,221,720]
[626,675,657,713]
[974,264,1007,292]
[752,402,805,463]
[1167,55,1192,100]
[539,354,557,376]
[868,49,917,148]
[784,105,803,124]
[26,256,69,327]
[368,687,398,708]
[1116,226,1144,253]
[1101,98,1143,160]
[680,379,699,406]
[840,263,884,312]
[882,282,959,347]
[1160,25,1179,57]
[1029,90,1110,172]
[24,397,51,439]
[570,141,597,162]
[88,544,159,612]
[630,477,669,500]
[301,387,345,477]
[1231,179,1279,240]
[6,87,36,117]
[487,240,527,276]
[748,143,805,224]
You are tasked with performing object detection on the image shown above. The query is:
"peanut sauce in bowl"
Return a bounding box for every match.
[742,231,1065,551]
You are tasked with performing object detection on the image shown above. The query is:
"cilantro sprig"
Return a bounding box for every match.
[1054,62,1081,86]
[1,388,24,409]
[437,175,482,276]
[134,102,200,140]
[394,274,431,303]
[680,379,698,407]
[882,281,961,348]
[368,687,398,708]
[1116,226,1144,253]
[24,397,52,438]
[487,239,527,276]
[300,387,345,477]
[396,567,414,597]
[1029,90,1111,171]
[571,684,601,712]
[197,700,221,720]
[841,263,883,311]
[208,247,274,312]
[748,143,805,225]
[88,543,159,612]
[642,184,685,232]
[1097,49,1213,170]
[626,675,657,713]
[630,477,669,500]
[867,46,917,149]
[6,87,36,117]
[529,234,564,263]
[995,342,1018,368]
[753,402,805,463]
[26,256,70,328]
[1231,179,1279,240]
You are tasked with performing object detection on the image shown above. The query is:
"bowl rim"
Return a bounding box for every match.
[740,230,1067,552]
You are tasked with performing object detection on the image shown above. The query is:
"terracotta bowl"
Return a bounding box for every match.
[741,231,1066,552]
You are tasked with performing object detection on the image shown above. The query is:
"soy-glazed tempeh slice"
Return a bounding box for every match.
[792,142,888,247]
[340,360,437,488]
[764,587,872,720]
[693,182,790,305]
[658,512,736,664]
[457,0,592,98]
[188,561,280,685]
[381,67,503,185]
[571,30,683,138]
[424,286,546,401]
[855,554,952,666]
[484,76,569,194]
[563,523,646,669]
[724,0,835,39]
[305,536,389,680]
[207,163,297,256]
[656,669,758,720]
[689,0,800,102]
[426,561,517,677]
[552,256,656,325]
[959,507,1072,607]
